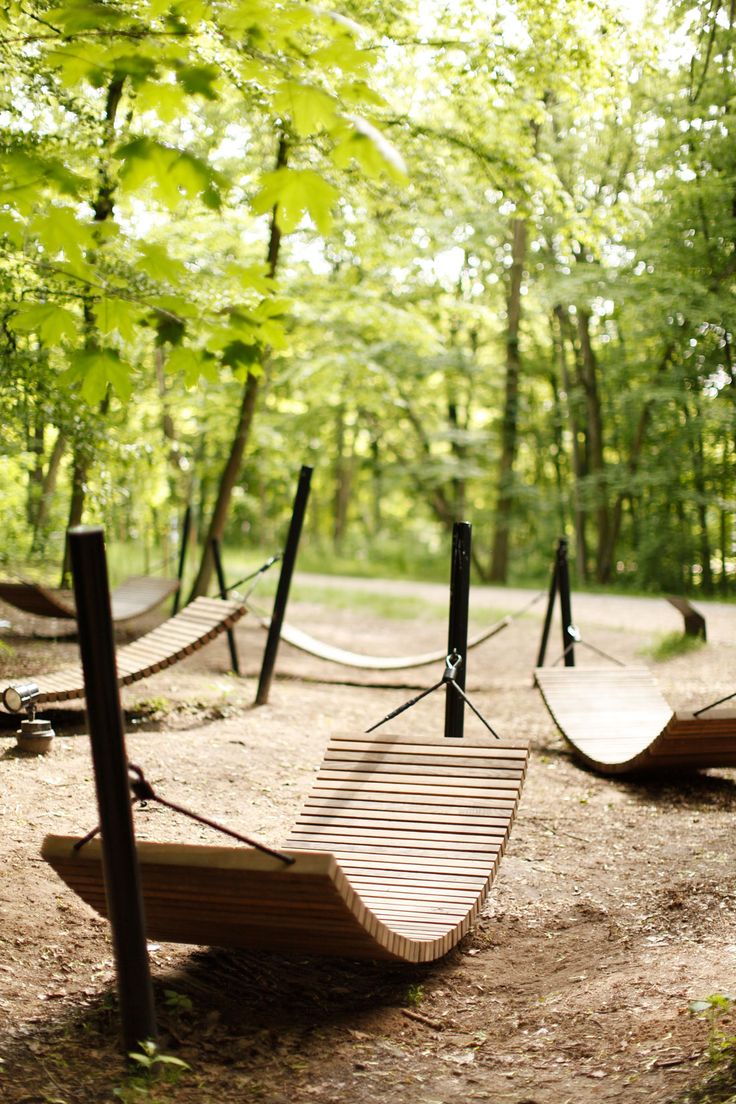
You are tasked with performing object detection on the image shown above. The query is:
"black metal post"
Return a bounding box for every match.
[68,526,157,1054]
[444,521,471,740]
[536,541,561,668]
[211,537,240,675]
[256,465,313,706]
[172,504,192,615]
[557,538,576,667]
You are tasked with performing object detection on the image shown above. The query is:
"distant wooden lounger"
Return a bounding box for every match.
[43,729,528,962]
[248,606,512,671]
[0,596,246,709]
[0,576,179,626]
[535,666,736,774]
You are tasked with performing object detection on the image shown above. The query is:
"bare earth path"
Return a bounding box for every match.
[0,578,734,1104]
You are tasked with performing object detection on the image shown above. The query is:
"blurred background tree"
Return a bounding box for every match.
[0,0,733,595]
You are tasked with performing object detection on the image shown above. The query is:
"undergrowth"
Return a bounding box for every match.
[675,994,736,1104]
[646,632,706,663]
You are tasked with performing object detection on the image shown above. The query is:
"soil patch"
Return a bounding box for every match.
[0,583,734,1103]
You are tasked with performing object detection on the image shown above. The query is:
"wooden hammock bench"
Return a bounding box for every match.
[247,606,514,671]
[535,666,736,773]
[0,576,179,626]
[0,596,246,709]
[42,728,528,963]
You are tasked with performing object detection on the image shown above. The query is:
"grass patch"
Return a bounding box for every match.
[645,631,706,662]
[288,583,447,621]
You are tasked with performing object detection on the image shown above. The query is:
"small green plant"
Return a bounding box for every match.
[404,983,425,1007]
[113,1039,190,1102]
[133,697,172,719]
[688,993,736,1064]
[647,632,705,662]
[163,990,193,1016]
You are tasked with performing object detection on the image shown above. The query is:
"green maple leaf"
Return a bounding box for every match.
[272,81,338,136]
[252,169,338,234]
[10,303,78,345]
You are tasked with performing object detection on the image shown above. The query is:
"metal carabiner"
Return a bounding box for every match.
[443,650,463,682]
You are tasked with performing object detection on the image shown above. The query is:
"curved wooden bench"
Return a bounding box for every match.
[0,576,179,626]
[248,607,511,671]
[0,581,77,619]
[536,666,736,773]
[42,729,528,963]
[1,596,246,709]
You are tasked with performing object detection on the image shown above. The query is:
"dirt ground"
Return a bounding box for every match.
[0,577,735,1104]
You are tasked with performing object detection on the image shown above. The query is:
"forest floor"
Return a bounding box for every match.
[1,576,735,1104]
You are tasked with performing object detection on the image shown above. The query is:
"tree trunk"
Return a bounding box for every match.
[333,403,353,552]
[60,77,124,582]
[553,306,587,576]
[576,309,610,582]
[599,343,675,578]
[60,446,90,586]
[31,431,66,554]
[447,400,466,520]
[27,413,45,527]
[489,218,526,582]
[189,134,288,600]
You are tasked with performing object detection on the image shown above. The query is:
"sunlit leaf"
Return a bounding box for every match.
[66,348,133,404]
[10,303,78,345]
[252,168,338,234]
[273,81,338,136]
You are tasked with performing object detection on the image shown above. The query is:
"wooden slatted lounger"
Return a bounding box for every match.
[248,607,511,670]
[42,728,528,963]
[536,666,736,774]
[0,576,179,626]
[0,596,246,709]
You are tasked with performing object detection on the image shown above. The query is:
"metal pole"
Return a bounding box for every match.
[68,526,157,1054]
[211,537,240,675]
[172,504,192,615]
[557,537,576,666]
[444,521,471,740]
[536,540,561,668]
[255,465,313,706]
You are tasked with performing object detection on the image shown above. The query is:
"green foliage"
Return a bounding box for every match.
[689,995,736,1065]
[1,0,402,400]
[0,0,734,595]
[113,1039,190,1102]
[404,983,425,1007]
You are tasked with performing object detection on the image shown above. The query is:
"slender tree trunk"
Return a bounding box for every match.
[370,432,382,535]
[447,400,466,520]
[60,77,124,584]
[489,217,526,582]
[189,133,288,600]
[600,343,675,577]
[576,309,610,582]
[333,402,353,552]
[545,365,567,532]
[31,432,66,554]
[59,449,89,586]
[553,306,587,575]
[693,423,713,593]
[27,413,45,527]
[679,398,712,591]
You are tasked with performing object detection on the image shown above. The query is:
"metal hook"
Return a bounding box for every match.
[443,651,463,682]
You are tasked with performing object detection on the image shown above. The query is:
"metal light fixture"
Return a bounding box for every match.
[2,681,40,715]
